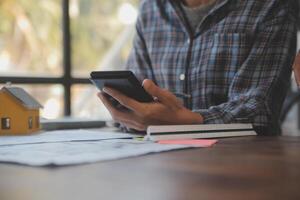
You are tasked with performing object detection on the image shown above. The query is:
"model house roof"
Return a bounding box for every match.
[1,86,43,109]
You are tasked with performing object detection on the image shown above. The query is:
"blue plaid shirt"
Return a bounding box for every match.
[126,0,298,135]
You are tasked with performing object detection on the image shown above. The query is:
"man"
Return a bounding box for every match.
[98,0,298,135]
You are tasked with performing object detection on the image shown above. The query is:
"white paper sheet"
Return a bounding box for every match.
[0,130,134,146]
[0,139,191,166]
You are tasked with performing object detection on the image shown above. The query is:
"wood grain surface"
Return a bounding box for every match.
[0,136,300,200]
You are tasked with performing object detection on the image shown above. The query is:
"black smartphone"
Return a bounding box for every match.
[90,71,153,103]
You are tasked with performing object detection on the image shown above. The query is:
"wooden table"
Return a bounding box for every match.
[0,136,300,200]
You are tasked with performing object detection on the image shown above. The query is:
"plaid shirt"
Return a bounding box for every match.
[125,0,297,135]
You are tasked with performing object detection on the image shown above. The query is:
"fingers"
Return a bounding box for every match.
[102,87,143,112]
[142,79,181,108]
[98,92,129,120]
[293,52,300,87]
[120,120,146,131]
[114,117,146,131]
[97,92,146,131]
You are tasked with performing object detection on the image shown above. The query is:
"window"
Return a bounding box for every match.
[28,117,33,129]
[0,0,138,120]
[36,116,39,128]
[1,118,11,130]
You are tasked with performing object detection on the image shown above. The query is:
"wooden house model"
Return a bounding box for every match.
[0,86,43,135]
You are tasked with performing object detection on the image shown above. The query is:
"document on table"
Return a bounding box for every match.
[0,129,217,166]
[0,139,195,166]
[0,129,134,146]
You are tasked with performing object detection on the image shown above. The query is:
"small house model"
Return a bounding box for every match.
[0,86,43,135]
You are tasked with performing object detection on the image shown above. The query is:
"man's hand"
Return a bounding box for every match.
[293,51,300,87]
[97,79,203,131]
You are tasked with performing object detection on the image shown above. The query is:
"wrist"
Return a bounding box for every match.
[190,111,204,124]
[178,109,204,124]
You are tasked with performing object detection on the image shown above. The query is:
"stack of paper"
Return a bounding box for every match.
[0,129,216,166]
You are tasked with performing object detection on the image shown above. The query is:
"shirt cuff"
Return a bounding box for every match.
[194,109,246,124]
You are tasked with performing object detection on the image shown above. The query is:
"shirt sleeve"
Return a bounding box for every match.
[194,2,297,134]
[125,2,154,82]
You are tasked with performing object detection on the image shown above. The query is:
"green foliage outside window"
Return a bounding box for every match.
[0,0,139,119]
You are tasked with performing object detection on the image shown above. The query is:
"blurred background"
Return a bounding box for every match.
[0,0,138,121]
[0,0,299,135]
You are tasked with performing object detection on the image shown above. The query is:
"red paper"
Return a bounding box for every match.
[158,139,217,147]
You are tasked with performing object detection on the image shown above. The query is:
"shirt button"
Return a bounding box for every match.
[179,74,185,81]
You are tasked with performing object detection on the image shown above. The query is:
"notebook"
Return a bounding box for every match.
[145,124,256,141]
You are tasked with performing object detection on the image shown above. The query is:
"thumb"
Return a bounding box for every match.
[142,79,177,105]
